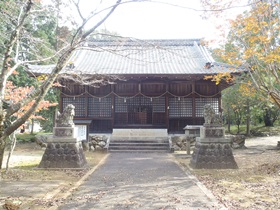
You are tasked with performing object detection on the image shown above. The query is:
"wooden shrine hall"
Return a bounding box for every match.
[29,39,237,134]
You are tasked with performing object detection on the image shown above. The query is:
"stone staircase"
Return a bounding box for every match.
[108,129,170,153]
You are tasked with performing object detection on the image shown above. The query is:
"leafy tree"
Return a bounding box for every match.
[222,73,279,135]
[222,83,250,134]
[0,0,124,169]
[6,9,59,132]
[206,1,280,108]
[4,80,57,171]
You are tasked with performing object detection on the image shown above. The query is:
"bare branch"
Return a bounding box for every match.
[0,0,33,101]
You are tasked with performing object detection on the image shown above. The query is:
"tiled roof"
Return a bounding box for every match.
[28,39,240,76]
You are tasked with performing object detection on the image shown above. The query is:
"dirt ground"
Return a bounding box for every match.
[1,136,280,210]
[176,135,280,210]
[1,143,106,182]
[0,143,107,209]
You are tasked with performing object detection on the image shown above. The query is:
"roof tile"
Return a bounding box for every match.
[28,39,240,76]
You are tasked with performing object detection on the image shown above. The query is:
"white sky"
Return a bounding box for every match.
[77,0,215,40]
[55,0,249,47]
[100,1,213,39]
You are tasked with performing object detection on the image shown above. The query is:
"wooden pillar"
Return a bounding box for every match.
[85,85,89,117]
[166,81,169,131]
[111,84,115,130]
[192,81,196,124]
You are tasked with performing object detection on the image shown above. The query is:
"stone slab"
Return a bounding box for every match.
[196,137,231,143]
[112,129,168,138]
[47,137,79,143]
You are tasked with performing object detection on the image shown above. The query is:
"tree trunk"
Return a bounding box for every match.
[235,113,241,134]
[263,109,274,126]
[0,140,6,170]
[227,107,231,133]
[31,119,34,134]
[237,124,240,134]
[246,99,250,136]
[0,112,6,169]
[5,133,17,172]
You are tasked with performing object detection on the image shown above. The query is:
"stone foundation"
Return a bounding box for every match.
[38,141,87,168]
[190,141,238,169]
[190,125,238,169]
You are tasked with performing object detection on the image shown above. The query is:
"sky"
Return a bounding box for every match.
[59,0,249,46]
[78,0,216,40]
[99,1,214,39]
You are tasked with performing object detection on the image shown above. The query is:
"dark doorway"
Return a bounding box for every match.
[127,97,152,125]
[114,96,166,127]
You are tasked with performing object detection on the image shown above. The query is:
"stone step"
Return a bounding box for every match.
[109,146,169,150]
[110,138,168,143]
[112,129,168,138]
[109,144,169,150]
[109,149,169,153]
[108,137,170,153]
[110,142,168,146]
[109,129,169,153]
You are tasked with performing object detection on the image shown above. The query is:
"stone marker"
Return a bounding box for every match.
[190,104,238,169]
[38,104,87,168]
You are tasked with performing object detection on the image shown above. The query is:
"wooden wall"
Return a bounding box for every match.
[60,78,221,134]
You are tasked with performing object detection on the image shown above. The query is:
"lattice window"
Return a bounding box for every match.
[62,97,85,117]
[88,97,112,117]
[152,97,165,113]
[140,97,152,107]
[115,97,128,113]
[195,98,219,117]
[127,97,140,111]
[169,97,192,117]
[124,97,151,112]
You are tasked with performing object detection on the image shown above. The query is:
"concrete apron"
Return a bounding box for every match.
[59,153,225,210]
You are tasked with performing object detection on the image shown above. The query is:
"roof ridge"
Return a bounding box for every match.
[86,38,202,47]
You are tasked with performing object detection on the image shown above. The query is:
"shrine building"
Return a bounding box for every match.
[29,39,238,135]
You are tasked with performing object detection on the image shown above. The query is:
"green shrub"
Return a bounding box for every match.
[16,133,37,142]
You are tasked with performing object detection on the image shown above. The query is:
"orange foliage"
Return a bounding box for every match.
[5,81,57,119]
[238,82,256,97]
[208,2,280,88]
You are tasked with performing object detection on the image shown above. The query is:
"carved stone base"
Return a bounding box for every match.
[38,141,87,168]
[53,127,76,138]
[190,141,238,169]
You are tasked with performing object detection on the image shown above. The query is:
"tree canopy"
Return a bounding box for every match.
[205,1,280,108]
[0,0,124,169]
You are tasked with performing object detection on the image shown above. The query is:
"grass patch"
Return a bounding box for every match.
[16,163,39,169]
[245,175,266,182]
[16,133,37,142]
[225,125,280,136]
[16,132,52,143]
